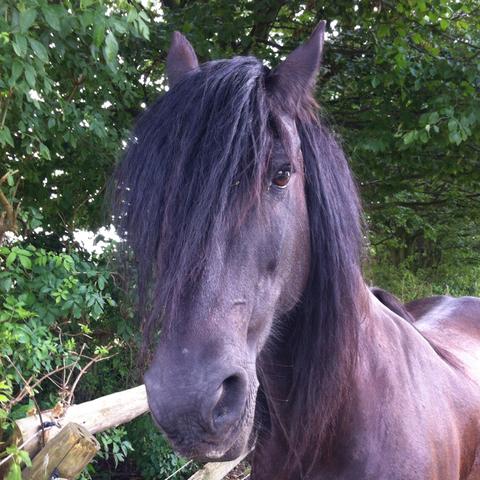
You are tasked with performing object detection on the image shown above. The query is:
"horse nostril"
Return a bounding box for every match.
[211,373,246,432]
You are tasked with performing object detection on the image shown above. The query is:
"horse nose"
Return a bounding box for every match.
[145,367,248,439]
[209,372,247,433]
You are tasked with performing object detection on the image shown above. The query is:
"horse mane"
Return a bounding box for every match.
[112,57,272,338]
[113,56,366,477]
[267,103,365,476]
[371,287,416,323]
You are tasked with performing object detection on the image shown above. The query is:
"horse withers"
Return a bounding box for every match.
[113,22,480,479]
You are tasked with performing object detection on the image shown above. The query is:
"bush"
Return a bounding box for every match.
[0,242,135,476]
[127,415,199,480]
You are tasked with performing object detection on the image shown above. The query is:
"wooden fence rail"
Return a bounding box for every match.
[14,385,148,458]
[10,384,248,480]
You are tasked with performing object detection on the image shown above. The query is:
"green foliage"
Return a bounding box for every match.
[79,427,134,480]
[3,444,32,480]
[0,0,150,233]
[2,0,478,271]
[0,244,115,376]
[97,427,133,468]
[127,416,198,479]
[0,241,137,473]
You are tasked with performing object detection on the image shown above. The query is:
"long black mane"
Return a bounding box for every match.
[113,57,271,336]
[113,56,364,476]
[267,103,364,475]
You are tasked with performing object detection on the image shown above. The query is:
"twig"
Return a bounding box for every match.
[66,353,115,405]
[0,170,19,242]
[66,74,85,102]
[0,93,11,128]
[64,344,86,389]
[0,170,18,185]
[7,362,77,408]
[163,460,193,480]
[4,357,48,448]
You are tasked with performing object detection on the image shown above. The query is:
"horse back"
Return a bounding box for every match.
[407,295,480,383]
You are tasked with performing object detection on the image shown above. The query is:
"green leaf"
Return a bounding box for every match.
[394,52,407,69]
[12,35,28,57]
[0,127,14,147]
[440,19,448,31]
[93,21,106,47]
[0,277,13,292]
[403,130,417,145]
[42,6,61,31]
[137,18,150,40]
[6,251,16,267]
[43,77,52,94]
[5,461,21,480]
[429,112,440,124]
[10,60,23,84]
[127,8,138,23]
[448,118,458,132]
[378,24,390,38]
[15,331,29,344]
[18,450,32,467]
[19,9,37,33]
[39,143,51,160]
[103,31,118,65]
[24,64,36,88]
[112,19,127,35]
[80,0,97,9]
[411,32,422,44]
[29,38,48,63]
[19,255,32,269]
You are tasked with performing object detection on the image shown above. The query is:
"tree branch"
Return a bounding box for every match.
[0,170,19,243]
[241,0,288,54]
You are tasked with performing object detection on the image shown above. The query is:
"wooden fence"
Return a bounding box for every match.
[8,385,247,480]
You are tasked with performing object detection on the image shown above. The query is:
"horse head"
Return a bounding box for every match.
[114,21,363,467]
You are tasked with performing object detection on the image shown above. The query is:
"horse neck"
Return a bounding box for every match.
[254,284,436,477]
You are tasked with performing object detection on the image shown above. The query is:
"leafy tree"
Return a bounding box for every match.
[2,0,478,266]
[0,0,150,234]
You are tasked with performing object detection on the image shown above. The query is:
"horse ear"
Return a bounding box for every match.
[269,21,326,104]
[167,31,199,88]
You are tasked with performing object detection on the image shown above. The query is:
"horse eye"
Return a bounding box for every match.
[272,167,291,188]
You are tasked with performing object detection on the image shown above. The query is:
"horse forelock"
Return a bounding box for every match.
[113,56,278,339]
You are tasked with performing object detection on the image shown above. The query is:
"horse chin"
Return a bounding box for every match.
[195,441,245,462]
[178,414,254,463]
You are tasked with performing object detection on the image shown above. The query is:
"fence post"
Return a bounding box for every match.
[22,423,99,480]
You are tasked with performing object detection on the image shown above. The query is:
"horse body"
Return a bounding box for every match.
[412,295,480,480]
[252,291,480,479]
[114,22,480,479]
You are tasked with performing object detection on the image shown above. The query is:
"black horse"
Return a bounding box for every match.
[114,23,480,479]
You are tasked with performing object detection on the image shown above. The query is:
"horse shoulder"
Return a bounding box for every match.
[407,295,480,480]
[352,294,480,479]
